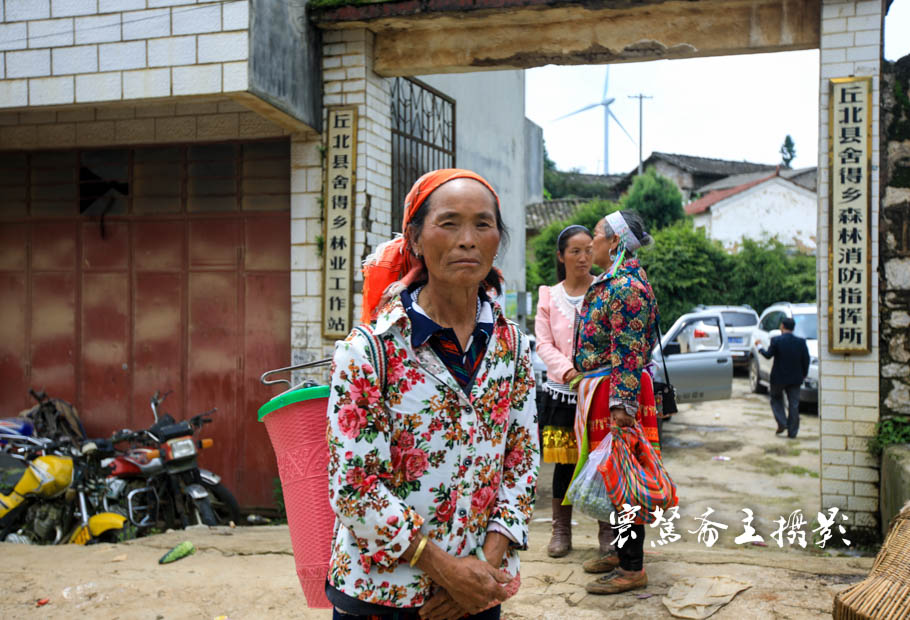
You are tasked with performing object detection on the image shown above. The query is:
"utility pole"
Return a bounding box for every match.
[628,94,652,176]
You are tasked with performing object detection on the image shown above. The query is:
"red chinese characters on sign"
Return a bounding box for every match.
[829,78,871,354]
[323,107,358,339]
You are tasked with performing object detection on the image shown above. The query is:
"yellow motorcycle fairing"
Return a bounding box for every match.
[68,512,128,545]
[20,456,73,497]
[1,455,74,520]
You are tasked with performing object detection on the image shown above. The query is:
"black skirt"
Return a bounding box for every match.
[537,389,578,464]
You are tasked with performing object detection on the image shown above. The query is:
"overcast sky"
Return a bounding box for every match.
[525,1,910,176]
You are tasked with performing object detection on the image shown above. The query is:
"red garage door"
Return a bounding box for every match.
[0,140,291,508]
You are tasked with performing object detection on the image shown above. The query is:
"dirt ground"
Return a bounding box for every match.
[1,378,877,619]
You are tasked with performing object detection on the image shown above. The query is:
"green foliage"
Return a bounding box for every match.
[869,416,910,457]
[638,223,733,331]
[727,238,817,313]
[780,134,797,167]
[619,167,685,231]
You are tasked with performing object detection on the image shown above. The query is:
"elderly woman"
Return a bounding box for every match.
[325,169,539,620]
[572,210,659,596]
[534,225,594,557]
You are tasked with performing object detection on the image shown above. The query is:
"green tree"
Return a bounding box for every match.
[780,134,796,168]
[638,223,733,331]
[728,238,816,312]
[620,166,685,231]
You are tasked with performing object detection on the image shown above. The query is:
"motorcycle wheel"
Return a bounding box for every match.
[194,496,217,526]
[202,482,242,526]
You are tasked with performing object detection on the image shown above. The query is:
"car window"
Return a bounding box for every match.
[722,311,757,327]
[760,311,781,331]
[670,317,722,353]
[793,313,818,339]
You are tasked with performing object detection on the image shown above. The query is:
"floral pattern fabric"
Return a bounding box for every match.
[326,294,539,609]
[573,258,659,411]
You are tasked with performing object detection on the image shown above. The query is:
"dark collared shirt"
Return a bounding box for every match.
[401,285,494,393]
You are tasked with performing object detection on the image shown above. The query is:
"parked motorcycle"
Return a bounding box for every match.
[104,391,240,531]
[1,389,86,448]
[0,435,133,544]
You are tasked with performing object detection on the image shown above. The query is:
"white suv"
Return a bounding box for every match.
[749,302,818,403]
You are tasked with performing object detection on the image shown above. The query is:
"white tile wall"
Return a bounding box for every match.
[74,14,121,44]
[52,44,97,75]
[172,64,221,95]
[29,74,73,105]
[51,0,96,18]
[122,9,171,41]
[817,0,883,530]
[148,35,195,67]
[197,31,248,63]
[6,0,51,22]
[123,67,171,99]
[7,49,51,78]
[99,40,146,72]
[0,22,27,51]
[0,1,253,109]
[75,71,120,102]
[172,3,222,35]
[29,18,74,48]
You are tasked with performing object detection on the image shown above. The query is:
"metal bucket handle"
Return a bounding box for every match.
[260,358,332,393]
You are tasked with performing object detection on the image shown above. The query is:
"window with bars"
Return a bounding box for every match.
[0,139,290,217]
[390,77,455,232]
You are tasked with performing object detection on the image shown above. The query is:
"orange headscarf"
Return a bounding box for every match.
[360,169,501,324]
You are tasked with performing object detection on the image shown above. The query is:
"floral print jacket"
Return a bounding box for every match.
[326,294,539,609]
[573,258,659,411]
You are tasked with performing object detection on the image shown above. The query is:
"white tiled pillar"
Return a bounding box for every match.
[290,28,393,382]
[817,0,884,533]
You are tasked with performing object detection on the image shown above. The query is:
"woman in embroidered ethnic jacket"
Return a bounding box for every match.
[326,169,539,620]
[572,210,660,597]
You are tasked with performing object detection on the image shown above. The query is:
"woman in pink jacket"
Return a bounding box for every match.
[534,224,594,557]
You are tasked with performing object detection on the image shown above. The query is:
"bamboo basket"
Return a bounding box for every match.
[833,502,910,619]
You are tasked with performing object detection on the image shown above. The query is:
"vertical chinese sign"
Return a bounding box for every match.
[323,107,358,339]
[829,77,872,354]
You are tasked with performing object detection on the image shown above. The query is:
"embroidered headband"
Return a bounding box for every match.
[604,211,641,252]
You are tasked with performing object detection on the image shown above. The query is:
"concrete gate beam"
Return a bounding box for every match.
[313,0,820,76]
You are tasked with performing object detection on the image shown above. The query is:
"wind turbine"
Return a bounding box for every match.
[554,67,635,175]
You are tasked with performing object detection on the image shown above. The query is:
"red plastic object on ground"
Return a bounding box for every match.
[259,385,333,609]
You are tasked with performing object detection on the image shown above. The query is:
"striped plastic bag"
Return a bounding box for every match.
[597,423,678,524]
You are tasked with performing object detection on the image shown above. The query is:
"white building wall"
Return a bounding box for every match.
[0,0,250,109]
[817,0,883,533]
[708,180,817,252]
[419,70,542,295]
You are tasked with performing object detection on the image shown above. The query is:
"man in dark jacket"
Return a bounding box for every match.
[757,317,810,438]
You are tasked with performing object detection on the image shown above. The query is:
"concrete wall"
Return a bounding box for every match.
[706,179,817,252]
[249,0,322,131]
[419,69,543,294]
[817,0,885,537]
[0,97,290,148]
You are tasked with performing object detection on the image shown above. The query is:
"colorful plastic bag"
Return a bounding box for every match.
[564,433,614,521]
[598,423,677,524]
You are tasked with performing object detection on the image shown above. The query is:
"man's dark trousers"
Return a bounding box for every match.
[770,383,800,438]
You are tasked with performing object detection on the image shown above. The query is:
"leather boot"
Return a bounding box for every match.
[547,499,572,558]
[582,521,619,573]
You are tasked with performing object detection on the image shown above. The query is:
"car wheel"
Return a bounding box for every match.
[749,358,767,394]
